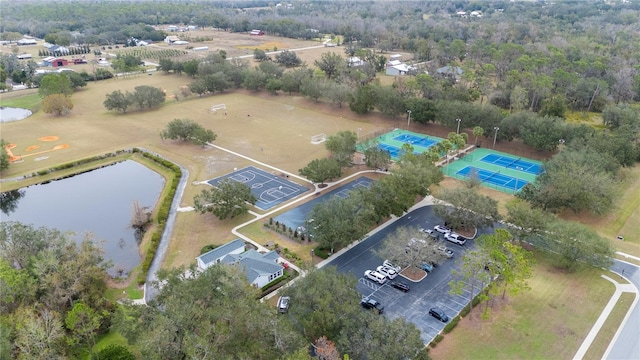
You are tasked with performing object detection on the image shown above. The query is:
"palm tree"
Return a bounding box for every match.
[472,126,484,145]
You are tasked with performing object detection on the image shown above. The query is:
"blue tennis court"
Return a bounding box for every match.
[480,153,543,174]
[207,166,309,210]
[457,166,528,191]
[393,134,438,149]
[378,144,418,159]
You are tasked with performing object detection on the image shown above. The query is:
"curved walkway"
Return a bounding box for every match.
[573,274,638,360]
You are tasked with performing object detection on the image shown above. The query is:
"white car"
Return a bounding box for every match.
[377,265,397,279]
[364,270,387,284]
[434,225,451,234]
[437,245,455,258]
[445,232,466,246]
[419,228,434,235]
[383,260,401,272]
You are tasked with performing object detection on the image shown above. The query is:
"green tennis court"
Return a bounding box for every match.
[443,148,543,194]
[357,128,443,160]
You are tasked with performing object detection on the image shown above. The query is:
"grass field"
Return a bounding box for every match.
[428,253,621,360]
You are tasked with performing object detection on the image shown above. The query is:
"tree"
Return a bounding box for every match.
[472,126,484,145]
[253,48,269,62]
[0,139,10,172]
[314,52,344,80]
[348,84,377,114]
[103,90,132,113]
[308,190,375,252]
[95,345,135,360]
[161,118,217,146]
[111,54,142,72]
[41,94,74,116]
[363,146,391,171]
[275,50,302,67]
[284,267,361,341]
[182,59,199,77]
[518,148,618,215]
[38,73,72,98]
[299,158,341,184]
[450,248,491,314]
[131,85,166,110]
[376,226,447,271]
[433,187,501,231]
[14,307,67,360]
[65,302,102,358]
[540,219,613,271]
[325,130,357,167]
[505,200,554,241]
[519,115,566,151]
[462,229,535,316]
[193,179,256,220]
[115,265,304,359]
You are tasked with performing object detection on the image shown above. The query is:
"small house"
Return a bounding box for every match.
[390,54,402,61]
[193,46,209,51]
[386,63,415,76]
[437,66,464,79]
[196,239,285,288]
[347,56,365,67]
[164,35,181,44]
[17,54,33,60]
[250,29,265,36]
[17,38,37,46]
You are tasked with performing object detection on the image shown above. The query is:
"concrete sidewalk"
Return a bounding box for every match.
[573,274,638,360]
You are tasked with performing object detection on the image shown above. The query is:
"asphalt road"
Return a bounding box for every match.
[606,259,640,360]
[326,205,494,344]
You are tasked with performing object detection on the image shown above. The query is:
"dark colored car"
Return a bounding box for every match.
[390,281,410,292]
[361,298,384,314]
[429,307,449,322]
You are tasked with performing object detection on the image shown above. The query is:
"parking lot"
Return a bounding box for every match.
[327,205,491,344]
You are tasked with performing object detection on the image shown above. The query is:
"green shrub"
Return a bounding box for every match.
[314,246,331,259]
[460,305,471,317]
[200,244,218,254]
[443,315,460,334]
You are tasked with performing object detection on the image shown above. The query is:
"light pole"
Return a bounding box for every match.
[558,138,565,152]
[456,118,462,134]
[407,110,412,130]
[493,127,500,149]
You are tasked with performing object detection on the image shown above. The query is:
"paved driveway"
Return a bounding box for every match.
[326,205,493,344]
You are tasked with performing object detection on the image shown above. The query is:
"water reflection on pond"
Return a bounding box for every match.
[0,107,33,122]
[0,160,166,277]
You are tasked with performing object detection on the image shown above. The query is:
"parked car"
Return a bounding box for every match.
[437,245,455,258]
[420,262,434,272]
[429,307,449,322]
[364,270,387,284]
[434,225,451,234]
[277,296,290,313]
[383,260,401,272]
[445,232,467,246]
[390,281,410,292]
[419,227,434,235]
[377,265,398,279]
[361,298,384,314]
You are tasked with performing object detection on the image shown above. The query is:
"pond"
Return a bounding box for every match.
[0,107,33,122]
[0,160,166,277]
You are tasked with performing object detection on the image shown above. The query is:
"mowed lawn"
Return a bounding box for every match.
[429,253,618,360]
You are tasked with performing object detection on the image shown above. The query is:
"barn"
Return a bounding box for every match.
[42,56,69,67]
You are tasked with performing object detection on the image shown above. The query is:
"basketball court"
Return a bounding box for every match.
[273,176,374,232]
[207,166,309,210]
